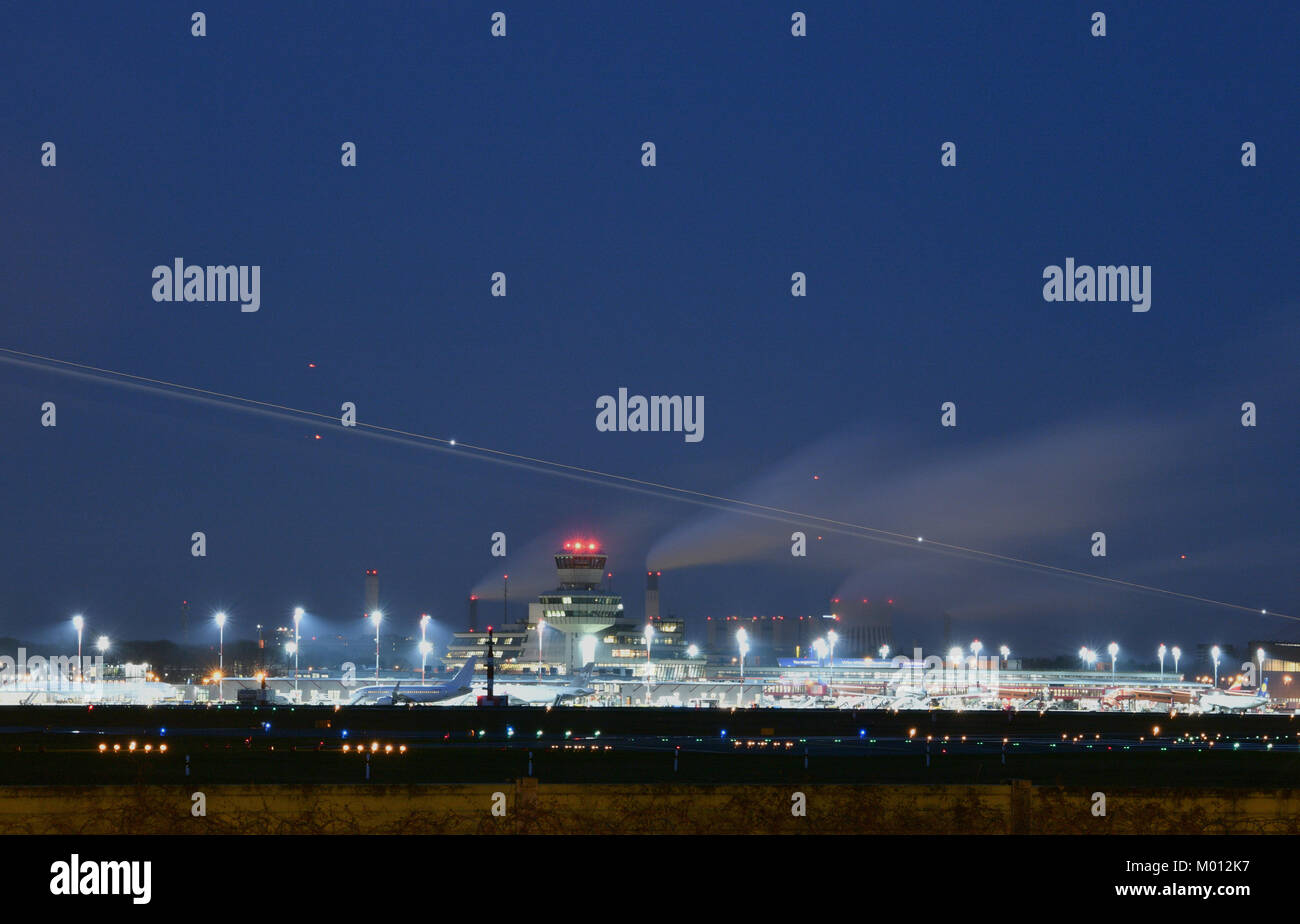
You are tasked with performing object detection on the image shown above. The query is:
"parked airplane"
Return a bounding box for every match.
[1199,681,1267,712]
[484,663,597,706]
[346,657,477,705]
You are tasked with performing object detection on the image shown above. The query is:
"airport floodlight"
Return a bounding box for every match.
[212,612,228,700]
[827,630,839,666]
[948,646,963,666]
[537,618,547,673]
[418,639,433,682]
[644,623,655,704]
[880,644,890,660]
[1172,646,1182,675]
[1078,646,1088,668]
[580,634,598,666]
[72,615,85,683]
[293,607,304,623]
[999,645,1010,663]
[735,626,749,679]
[687,644,699,658]
[1211,645,1221,686]
[370,611,383,681]
[96,635,109,653]
[1257,648,1266,687]
[1108,642,1119,677]
[285,641,297,655]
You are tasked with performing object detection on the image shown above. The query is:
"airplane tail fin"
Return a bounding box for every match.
[578,661,596,682]
[452,656,478,686]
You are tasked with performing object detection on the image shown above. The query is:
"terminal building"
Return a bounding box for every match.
[1252,640,1300,707]
[446,541,700,680]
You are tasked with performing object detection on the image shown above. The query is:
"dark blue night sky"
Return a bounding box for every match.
[2,2,1295,659]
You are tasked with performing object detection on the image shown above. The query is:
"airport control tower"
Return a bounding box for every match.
[527,540,625,670]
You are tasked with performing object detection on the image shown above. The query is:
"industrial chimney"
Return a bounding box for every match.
[646,570,661,623]
[364,569,379,615]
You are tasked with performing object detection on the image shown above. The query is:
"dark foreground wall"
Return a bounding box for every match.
[4,781,1299,834]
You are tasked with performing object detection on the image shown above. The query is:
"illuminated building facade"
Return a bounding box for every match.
[447,541,697,679]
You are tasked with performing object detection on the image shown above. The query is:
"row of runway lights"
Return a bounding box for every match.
[84,723,1298,755]
[98,742,166,753]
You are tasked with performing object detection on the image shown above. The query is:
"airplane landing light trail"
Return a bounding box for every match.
[0,345,1290,624]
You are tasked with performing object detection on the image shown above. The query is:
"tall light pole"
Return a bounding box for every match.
[1172,646,1181,677]
[1108,642,1119,678]
[95,636,109,682]
[419,614,431,681]
[1158,643,1167,679]
[369,610,383,682]
[879,644,890,661]
[1257,648,1266,690]
[293,607,304,696]
[285,641,298,690]
[644,623,655,705]
[418,640,432,683]
[536,617,546,675]
[1211,645,1221,687]
[1085,649,1096,671]
[736,627,749,682]
[827,630,839,668]
[999,645,1010,668]
[1078,646,1088,670]
[970,639,983,680]
[214,611,227,702]
[71,614,84,684]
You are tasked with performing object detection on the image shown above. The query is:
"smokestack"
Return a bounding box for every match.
[646,571,661,623]
[468,594,479,632]
[365,569,379,615]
